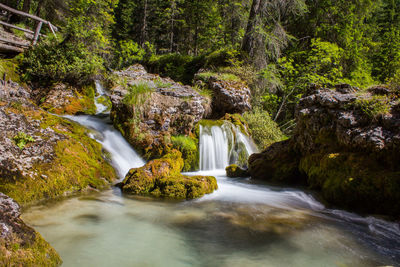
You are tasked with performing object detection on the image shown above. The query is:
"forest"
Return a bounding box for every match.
[2,0,399,129]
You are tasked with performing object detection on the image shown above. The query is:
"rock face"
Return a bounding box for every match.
[0,79,116,205]
[118,150,218,199]
[31,83,96,115]
[194,72,252,117]
[110,64,211,160]
[0,193,62,266]
[249,86,400,217]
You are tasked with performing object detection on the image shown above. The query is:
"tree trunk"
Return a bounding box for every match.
[140,0,148,47]
[242,0,267,70]
[35,0,44,17]
[22,0,31,13]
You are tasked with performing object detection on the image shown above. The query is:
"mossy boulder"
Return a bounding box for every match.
[33,83,96,115]
[0,193,62,266]
[118,150,218,199]
[226,164,249,178]
[249,86,400,217]
[0,81,116,205]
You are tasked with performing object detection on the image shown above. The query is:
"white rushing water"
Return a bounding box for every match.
[64,115,145,178]
[199,121,257,170]
[94,80,109,114]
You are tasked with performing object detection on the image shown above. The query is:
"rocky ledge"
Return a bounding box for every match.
[0,193,61,266]
[0,78,116,205]
[110,64,211,162]
[118,150,218,199]
[249,85,400,217]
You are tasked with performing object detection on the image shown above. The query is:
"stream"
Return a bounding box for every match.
[22,83,400,267]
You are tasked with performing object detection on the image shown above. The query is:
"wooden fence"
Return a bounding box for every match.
[0,3,57,53]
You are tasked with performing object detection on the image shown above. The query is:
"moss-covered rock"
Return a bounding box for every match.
[0,193,62,266]
[226,164,249,178]
[171,135,199,172]
[0,81,116,205]
[118,150,218,199]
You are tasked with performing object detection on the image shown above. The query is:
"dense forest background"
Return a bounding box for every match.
[3,0,400,128]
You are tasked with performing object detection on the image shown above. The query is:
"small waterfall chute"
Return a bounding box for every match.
[199,121,257,171]
[94,80,109,114]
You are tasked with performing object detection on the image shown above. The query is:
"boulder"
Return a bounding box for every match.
[0,193,62,266]
[249,86,400,217]
[0,79,116,205]
[118,150,218,199]
[225,164,249,178]
[31,83,96,115]
[110,64,211,160]
[194,72,251,117]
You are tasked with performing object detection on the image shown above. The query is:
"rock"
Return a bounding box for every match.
[0,193,62,266]
[194,72,251,117]
[31,83,96,115]
[0,80,116,205]
[118,150,218,199]
[225,164,249,178]
[110,64,211,161]
[249,87,400,217]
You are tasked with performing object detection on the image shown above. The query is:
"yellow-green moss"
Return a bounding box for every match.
[299,152,400,215]
[171,135,199,172]
[0,110,116,205]
[120,150,217,199]
[0,233,62,267]
[226,164,249,178]
[0,59,20,83]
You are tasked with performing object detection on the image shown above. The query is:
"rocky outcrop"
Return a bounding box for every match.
[225,164,249,178]
[31,83,96,115]
[194,72,251,117]
[118,150,218,199]
[110,64,211,161]
[0,79,116,205]
[249,86,400,217]
[0,193,61,266]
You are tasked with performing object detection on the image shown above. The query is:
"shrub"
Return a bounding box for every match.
[113,40,145,70]
[243,107,286,150]
[353,95,391,120]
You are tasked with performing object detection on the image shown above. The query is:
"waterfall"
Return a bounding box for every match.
[199,121,257,171]
[95,80,109,114]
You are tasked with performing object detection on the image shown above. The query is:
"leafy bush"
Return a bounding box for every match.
[243,107,286,150]
[20,37,104,86]
[113,40,145,70]
[13,132,35,149]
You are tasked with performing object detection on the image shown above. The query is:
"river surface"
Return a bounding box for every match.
[22,84,400,267]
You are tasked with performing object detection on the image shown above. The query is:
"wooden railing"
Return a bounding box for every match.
[0,3,57,52]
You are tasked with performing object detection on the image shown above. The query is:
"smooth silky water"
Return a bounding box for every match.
[22,84,400,267]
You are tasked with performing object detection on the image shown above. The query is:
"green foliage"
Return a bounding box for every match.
[171,135,199,172]
[113,40,145,69]
[0,58,21,83]
[12,132,35,149]
[123,82,153,106]
[353,95,391,119]
[243,108,286,150]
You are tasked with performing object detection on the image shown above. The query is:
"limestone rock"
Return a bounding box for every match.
[225,164,249,178]
[249,86,400,216]
[0,193,62,266]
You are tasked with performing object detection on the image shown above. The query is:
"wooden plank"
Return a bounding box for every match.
[0,20,35,34]
[0,43,24,53]
[0,36,29,47]
[0,3,47,23]
[32,21,42,45]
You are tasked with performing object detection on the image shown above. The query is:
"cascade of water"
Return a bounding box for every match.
[199,121,258,171]
[95,80,109,114]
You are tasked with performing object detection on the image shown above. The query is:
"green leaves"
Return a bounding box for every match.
[13,132,35,150]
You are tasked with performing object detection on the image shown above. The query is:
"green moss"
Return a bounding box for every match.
[226,164,249,178]
[171,135,199,172]
[1,110,116,205]
[120,150,217,199]
[0,59,21,83]
[196,72,241,82]
[299,152,400,215]
[0,233,62,266]
[353,95,391,120]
